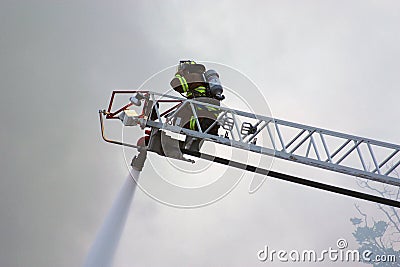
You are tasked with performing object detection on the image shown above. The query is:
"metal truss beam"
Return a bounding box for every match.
[108,91,400,187]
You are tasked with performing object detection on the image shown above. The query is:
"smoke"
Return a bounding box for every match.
[83,169,139,267]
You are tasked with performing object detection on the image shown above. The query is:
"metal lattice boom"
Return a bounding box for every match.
[105,91,400,187]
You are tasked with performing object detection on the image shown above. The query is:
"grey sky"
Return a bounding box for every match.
[1,1,400,266]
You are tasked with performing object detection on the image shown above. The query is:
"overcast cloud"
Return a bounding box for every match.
[1,1,400,266]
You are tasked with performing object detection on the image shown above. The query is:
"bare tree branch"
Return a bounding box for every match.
[354,204,368,227]
[352,161,400,255]
[378,204,400,234]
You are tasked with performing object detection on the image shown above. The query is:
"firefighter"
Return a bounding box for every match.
[170,60,207,99]
[170,60,224,151]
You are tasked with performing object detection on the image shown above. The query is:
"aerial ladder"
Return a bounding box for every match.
[99,90,400,207]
